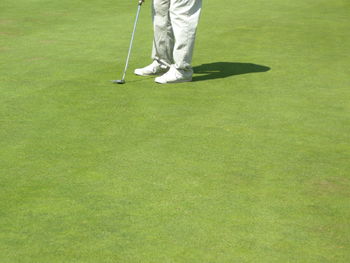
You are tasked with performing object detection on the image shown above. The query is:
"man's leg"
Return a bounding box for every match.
[154,0,202,83]
[152,0,174,65]
[134,0,172,76]
[170,0,202,71]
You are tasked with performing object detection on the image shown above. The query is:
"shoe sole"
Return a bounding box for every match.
[155,78,192,84]
[134,72,165,76]
[135,73,156,76]
[134,69,168,77]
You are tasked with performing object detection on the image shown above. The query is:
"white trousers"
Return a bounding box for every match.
[151,0,202,70]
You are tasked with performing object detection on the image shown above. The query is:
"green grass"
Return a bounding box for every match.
[1,0,349,262]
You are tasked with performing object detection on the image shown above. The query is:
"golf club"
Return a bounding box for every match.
[113,0,144,84]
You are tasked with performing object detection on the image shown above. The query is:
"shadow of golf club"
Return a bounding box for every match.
[192,62,271,82]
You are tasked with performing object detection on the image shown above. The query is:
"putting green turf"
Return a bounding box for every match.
[1,0,349,262]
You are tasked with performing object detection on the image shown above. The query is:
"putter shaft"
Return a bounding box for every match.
[119,1,143,82]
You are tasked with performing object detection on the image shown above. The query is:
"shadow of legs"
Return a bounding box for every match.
[192,62,271,82]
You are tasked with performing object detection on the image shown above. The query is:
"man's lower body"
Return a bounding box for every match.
[134,0,202,83]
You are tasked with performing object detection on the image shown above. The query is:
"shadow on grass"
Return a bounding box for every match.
[192,62,270,82]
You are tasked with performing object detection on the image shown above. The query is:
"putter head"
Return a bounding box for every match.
[113,79,125,84]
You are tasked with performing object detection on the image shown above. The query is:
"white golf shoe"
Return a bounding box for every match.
[155,66,193,84]
[134,60,168,76]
